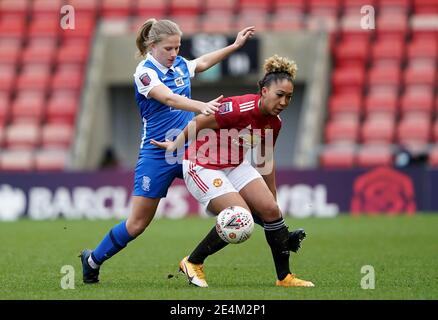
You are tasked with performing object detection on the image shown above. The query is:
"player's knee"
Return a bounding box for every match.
[126,219,149,237]
[259,202,281,221]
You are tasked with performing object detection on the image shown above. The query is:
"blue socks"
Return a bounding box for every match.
[91,220,135,266]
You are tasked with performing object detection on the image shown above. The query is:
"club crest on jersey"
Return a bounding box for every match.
[140,73,151,86]
[142,176,151,192]
[218,102,233,114]
[174,77,184,87]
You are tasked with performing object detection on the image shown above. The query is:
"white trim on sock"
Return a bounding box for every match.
[264,218,286,231]
[88,255,100,269]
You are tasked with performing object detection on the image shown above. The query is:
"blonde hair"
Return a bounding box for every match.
[258,55,298,91]
[136,19,182,57]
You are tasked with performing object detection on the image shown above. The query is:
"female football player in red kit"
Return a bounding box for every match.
[152,55,314,288]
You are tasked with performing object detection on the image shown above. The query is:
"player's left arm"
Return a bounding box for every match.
[194,26,255,73]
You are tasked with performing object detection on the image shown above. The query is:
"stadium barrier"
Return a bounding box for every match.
[0,166,436,221]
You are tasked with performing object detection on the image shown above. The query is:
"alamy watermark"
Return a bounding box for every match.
[60,5,75,30]
[60,265,75,289]
[360,265,375,289]
[360,5,375,30]
[162,124,275,175]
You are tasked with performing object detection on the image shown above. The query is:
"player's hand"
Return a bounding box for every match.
[233,26,255,49]
[199,95,223,115]
[150,139,176,152]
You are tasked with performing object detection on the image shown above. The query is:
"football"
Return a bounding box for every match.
[216,206,255,244]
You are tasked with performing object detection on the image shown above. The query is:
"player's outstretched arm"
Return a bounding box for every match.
[194,26,255,73]
[149,85,222,115]
[150,113,219,152]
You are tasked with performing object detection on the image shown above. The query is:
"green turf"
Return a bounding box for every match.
[0,215,437,300]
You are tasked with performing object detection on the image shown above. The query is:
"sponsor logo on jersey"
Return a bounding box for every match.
[218,101,233,114]
[140,73,151,86]
[174,77,184,87]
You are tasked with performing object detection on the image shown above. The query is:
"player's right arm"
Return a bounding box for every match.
[134,67,220,115]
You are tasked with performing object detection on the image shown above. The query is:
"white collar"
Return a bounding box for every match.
[146,53,175,74]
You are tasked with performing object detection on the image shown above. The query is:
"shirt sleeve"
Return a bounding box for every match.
[214,98,241,129]
[182,57,197,78]
[133,67,162,98]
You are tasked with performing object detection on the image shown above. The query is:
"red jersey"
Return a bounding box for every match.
[185,94,282,169]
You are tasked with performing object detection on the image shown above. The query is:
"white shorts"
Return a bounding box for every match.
[182,159,262,213]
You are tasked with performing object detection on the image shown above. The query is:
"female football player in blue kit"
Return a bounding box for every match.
[79,19,256,283]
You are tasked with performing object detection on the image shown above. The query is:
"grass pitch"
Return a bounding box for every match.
[0,215,437,300]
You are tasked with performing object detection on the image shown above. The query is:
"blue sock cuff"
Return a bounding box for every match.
[112,221,135,246]
[91,220,135,265]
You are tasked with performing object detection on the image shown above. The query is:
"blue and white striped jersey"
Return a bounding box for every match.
[133,53,196,159]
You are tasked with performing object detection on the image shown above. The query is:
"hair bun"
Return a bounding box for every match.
[264,55,297,80]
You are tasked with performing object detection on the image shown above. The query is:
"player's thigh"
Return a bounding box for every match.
[238,178,280,223]
[183,160,249,215]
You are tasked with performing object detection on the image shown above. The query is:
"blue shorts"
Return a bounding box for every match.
[133,157,183,198]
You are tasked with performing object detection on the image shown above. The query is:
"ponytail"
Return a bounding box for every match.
[135,19,182,57]
[136,18,156,57]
